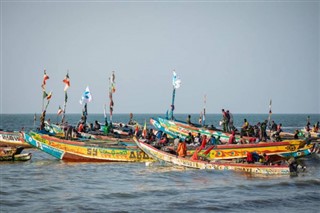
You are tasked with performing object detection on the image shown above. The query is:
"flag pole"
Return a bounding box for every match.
[170,87,176,120]
[170,70,181,120]
[109,71,115,124]
[61,71,69,124]
[33,113,36,129]
[267,99,272,128]
[202,94,206,126]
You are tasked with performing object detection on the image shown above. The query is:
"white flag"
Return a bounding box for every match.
[172,71,181,89]
[79,86,92,104]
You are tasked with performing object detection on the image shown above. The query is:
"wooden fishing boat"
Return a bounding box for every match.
[300,128,320,138]
[0,131,32,148]
[151,117,256,143]
[133,137,299,175]
[23,131,153,162]
[186,140,307,160]
[0,146,32,161]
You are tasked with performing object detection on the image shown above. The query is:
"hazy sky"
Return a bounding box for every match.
[1,1,319,114]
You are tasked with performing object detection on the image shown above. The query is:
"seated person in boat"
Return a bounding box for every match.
[209,135,218,145]
[78,122,85,133]
[94,120,101,131]
[261,153,270,165]
[185,132,194,144]
[238,135,246,144]
[173,136,180,149]
[158,133,169,146]
[177,139,187,157]
[228,131,236,144]
[191,133,201,147]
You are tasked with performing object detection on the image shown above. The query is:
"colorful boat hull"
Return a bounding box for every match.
[23,131,153,162]
[0,131,32,148]
[134,137,292,175]
[151,117,255,143]
[191,140,305,160]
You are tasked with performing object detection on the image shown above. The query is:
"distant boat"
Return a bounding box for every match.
[0,146,32,161]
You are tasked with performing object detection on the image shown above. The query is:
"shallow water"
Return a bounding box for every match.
[1,114,320,212]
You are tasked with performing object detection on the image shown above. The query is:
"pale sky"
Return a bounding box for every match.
[1,0,319,114]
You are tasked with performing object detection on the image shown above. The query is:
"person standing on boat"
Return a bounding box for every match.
[260,120,268,141]
[270,120,277,131]
[187,115,192,125]
[240,119,249,137]
[225,110,231,132]
[221,109,228,132]
[274,123,283,141]
[227,110,235,132]
[39,110,46,130]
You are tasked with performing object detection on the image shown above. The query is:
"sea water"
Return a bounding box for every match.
[0,114,319,213]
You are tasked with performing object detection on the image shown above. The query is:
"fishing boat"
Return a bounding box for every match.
[151,117,256,143]
[0,131,32,148]
[0,146,32,161]
[23,131,153,162]
[133,137,302,175]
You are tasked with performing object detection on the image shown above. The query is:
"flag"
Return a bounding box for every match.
[46,91,52,100]
[63,73,70,92]
[109,71,116,93]
[191,147,202,160]
[43,91,48,99]
[203,145,215,155]
[142,120,147,138]
[103,104,107,118]
[41,69,49,89]
[57,106,63,116]
[134,124,139,136]
[172,71,181,89]
[79,86,92,104]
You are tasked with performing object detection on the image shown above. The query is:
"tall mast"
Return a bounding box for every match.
[170,70,181,120]
[79,86,92,125]
[61,71,70,123]
[202,94,206,126]
[267,99,272,127]
[109,71,116,124]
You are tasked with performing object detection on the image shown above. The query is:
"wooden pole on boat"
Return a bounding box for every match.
[61,71,69,124]
[33,113,36,129]
[109,71,115,124]
[202,94,206,126]
[170,87,176,120]
[170,70,181,120]
[267,99,272,128]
